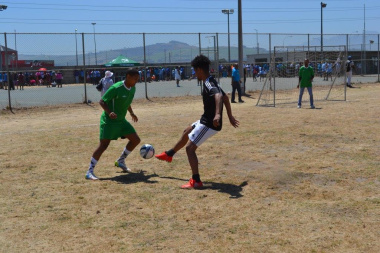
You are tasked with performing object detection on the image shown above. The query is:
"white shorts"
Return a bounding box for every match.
[188,120,218,147]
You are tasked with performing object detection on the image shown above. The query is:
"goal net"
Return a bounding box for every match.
[256,45,347,107]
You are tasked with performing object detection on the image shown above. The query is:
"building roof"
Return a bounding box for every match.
[0,45,17,52]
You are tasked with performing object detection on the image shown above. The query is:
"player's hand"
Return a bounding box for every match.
[131,113,138,122]
[109,112,117,119]
[297,84,299,89]
[229,116,240,128]
[213,114,221,127]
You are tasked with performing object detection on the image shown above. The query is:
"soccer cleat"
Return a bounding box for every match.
[297,105,301,109]
[115,160,132,173]
[310,105,315,109]
[181,178,203,189]
[85,171,99,180]
[155,152,173,163]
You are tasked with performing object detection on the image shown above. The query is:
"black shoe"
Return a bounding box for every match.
[239,100,245,103]
[231,101,237,103]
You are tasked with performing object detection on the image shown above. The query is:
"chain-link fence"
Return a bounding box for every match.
[1,32,379,109]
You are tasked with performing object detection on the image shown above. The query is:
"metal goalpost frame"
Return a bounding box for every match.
[257,44,347,107]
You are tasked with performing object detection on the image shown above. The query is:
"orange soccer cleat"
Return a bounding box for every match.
[181,178,203,189]
[155,151,173,163]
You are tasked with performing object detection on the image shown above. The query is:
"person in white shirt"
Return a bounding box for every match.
[100,71,114,96]
[174,66,181,87]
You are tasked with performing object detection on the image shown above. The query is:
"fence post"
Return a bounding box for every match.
[143,33,148,99]
[82,33,87,104]
[378,34,379,82]
[307,34,310,58]
[345,34,348,101]
[4,32,12,111]
[269,33,275,107]
[216,33,220,84]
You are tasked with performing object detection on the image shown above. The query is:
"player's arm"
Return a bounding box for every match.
[100,99,117,119]
[127,106,138,122]
[213,92,223,127]
[222,94,239,128]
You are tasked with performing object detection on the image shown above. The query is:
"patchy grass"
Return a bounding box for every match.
[0,84,379,252]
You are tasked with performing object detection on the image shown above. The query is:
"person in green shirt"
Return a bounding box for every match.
[86,69,141,180]
[297,58,315,109]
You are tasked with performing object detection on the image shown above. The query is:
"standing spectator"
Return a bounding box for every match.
[13,73,18,90]
[297,58,315,109]
[174,66,181,87]
[56,71,63,88]
[25,72,30,86]
[346,56,355,88]
[3,73,8,89]
[45,72,52,87]
[99,71,114,97]
[231,63,244,103]
[18,72,25,90]
[80,69,84,82]
[74,69,80,83]
[50,71,56,85]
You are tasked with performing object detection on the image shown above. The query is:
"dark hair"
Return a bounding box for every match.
[125,69,140,76]
[125,68,139,77]
[191,55,210,73]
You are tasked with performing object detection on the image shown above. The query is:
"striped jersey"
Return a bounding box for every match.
[200,76,225,131]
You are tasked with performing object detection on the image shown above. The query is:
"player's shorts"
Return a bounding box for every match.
[99,118,136,140]
[188,120,218,147]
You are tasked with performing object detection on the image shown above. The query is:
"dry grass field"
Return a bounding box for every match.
[0,84,379,252]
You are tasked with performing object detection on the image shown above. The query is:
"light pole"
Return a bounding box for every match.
[254,29,259,54]
[222,9,234,63]
[75,29,78,66]
[321,2,327,60]
[91,23,97,65]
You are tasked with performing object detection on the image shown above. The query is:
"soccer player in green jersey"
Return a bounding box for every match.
[86,69,141,180]
[297,58,315,109]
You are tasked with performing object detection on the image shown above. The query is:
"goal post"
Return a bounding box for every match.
[257,45,347,107]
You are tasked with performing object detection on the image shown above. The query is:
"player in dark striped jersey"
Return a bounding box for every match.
[156,55,240,189]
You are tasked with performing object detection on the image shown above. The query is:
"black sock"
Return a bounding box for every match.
[166,149,175,157]
[192,174,201,183]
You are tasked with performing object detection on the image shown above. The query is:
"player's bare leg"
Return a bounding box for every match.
[86,139,111,180]
[115,133,141,172]
[155,125,192,162]
[181,141,203,189]
[92,139,111,161]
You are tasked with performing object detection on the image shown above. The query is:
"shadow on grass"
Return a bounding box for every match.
[160,176,248,199]
[100,170,159,185]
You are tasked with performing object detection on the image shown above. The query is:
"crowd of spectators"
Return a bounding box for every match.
[0,70,64,90]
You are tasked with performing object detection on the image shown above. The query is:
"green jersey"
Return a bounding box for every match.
[101,81,136,121]
[299,66,314,88]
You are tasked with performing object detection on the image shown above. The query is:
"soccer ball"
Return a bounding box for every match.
[140,144,155,159]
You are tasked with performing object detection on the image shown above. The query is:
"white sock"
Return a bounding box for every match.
[88,157,98,173]
[118,148,131,162]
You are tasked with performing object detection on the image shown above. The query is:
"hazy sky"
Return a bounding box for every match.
[0,0,378,35]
